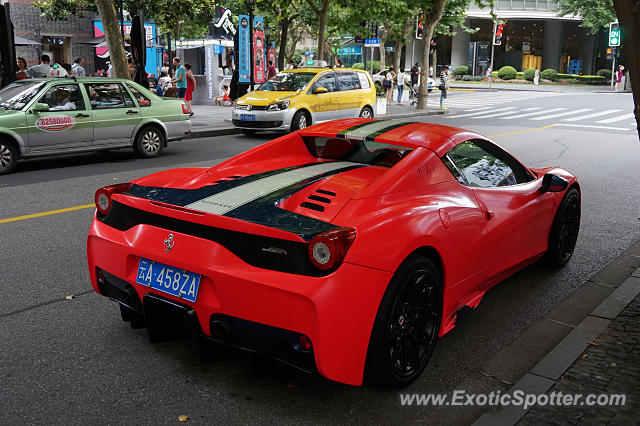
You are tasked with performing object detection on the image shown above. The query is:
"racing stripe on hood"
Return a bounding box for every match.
[337,120,414,141]
[185,161,361,215]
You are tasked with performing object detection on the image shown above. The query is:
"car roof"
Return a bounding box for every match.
[16,77,135,83]
[281,68,368,74]
[298,119,487,157]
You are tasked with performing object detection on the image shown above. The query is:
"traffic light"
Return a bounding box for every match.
[609,21,620,46]
[416,11,423,39]
[493,22,506,45]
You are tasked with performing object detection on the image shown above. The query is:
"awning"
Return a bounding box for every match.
[14,35,41,46]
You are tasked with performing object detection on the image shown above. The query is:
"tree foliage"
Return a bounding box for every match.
[555,0,616,34]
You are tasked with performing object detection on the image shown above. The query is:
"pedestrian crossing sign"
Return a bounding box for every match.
[609,22,620,47]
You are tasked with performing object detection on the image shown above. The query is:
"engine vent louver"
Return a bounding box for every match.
[308,195,331,204]
[315,189,336,196]
[300,202,325,212]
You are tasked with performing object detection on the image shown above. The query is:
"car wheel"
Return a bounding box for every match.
[359,106,374,118]
[241,129,256,136]
[134,126,165,158]
[365,255,442,388]
[0,139,18,175]
[544,187,581,267]
[291,110,309,131]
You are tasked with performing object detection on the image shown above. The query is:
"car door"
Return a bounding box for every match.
[85,82,141,146]
[443,139,555,281]
[308,72,338,122]
[336,71,363,118]
[26,83,93,151]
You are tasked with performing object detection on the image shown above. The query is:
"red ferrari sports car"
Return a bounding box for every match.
[87,119,580,387]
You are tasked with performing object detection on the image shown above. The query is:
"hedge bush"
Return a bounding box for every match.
[516,72,524,79]
[452,65,469,76]
[365,61,381,74]
[497,66,518,80]
[596,68,612,80]
[462,75,474,81]
[558,74,607,84]
[523,68,536,81]
[541,68,558,81]
[352,62,364,70]
[473,76,484,81]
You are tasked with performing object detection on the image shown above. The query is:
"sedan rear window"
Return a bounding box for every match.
[304,136,413,167]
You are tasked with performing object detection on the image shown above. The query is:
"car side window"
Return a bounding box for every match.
[357,72,370,89]
[39,84,85,111]
[443,140,534,187]
[85,83,136,110]
[127,85,152,107]
[312,73,336,92]
[337,72,360,91]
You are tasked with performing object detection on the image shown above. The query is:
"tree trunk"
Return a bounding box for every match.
[278,19,290,70]
[393,17,414,73]
[378,42,386,71]
[304,0,330,61]
[612,0,640,138]
[417,0,448,110]
[95,0,129,79]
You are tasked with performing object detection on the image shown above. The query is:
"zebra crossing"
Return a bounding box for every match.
[443,91,637,130]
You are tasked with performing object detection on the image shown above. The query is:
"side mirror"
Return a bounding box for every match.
[313,86,328,94]
[32,103,50,113]
[540,173,569,193]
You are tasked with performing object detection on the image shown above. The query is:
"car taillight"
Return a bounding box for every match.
[181,103,189,114]
[95,182,133,215]
[308,227,356,270]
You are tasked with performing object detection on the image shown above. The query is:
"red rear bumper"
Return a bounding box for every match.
[87,213,392,386]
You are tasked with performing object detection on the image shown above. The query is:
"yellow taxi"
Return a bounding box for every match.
[232,67,377,134]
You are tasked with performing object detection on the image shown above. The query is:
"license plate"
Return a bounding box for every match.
[136,258,201,303]
[240,114,256,121]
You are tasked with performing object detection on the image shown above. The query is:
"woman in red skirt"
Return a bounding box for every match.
[185,63,196,116]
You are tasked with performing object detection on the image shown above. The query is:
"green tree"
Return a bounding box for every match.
[302,0,332,61]
[556,0,616,33]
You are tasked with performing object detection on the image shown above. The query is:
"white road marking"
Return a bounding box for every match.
[561,109,622,122]
[470,107,540,119]
[447,107,518,118]
[530,108,593,121]
[185,161,357,215]
[554,123,631,131]
[499,108,567,120]
[596,113,636,124]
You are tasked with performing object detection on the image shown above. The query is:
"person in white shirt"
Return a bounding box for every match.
[72,57,86,77]
[49,88,77,111]
[49,63,68,77]
[24,54,52,78]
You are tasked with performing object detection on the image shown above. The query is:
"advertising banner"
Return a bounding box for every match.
[238,14,251,83]
[210,6,236,40]
[253,16,265,83]
[268,46,276,70]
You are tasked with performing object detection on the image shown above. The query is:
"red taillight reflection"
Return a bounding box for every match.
[94,182,133,215]
[307,227,356,270]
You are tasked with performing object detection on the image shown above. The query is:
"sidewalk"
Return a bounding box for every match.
[187,103,444,139]
[450,81,620,93]
[474,242,640,425]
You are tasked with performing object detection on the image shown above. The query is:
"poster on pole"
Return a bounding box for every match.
[238,14,251,83]
[268,46,276,71]
[253,16,265,83]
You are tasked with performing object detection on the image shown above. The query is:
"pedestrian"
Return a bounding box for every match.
[285,60,295,70]
[225,49,234,75]
[127,57,136,80]
[267,60,277,79]
[155,71,171,96]
[615,65,624,91]
[148,73,157,89]
[397,68,409,105]
[16,57,29,80]
[61,63,74,77]
[49,62,68,77]
[534,67,540,85]
[439,65,450,110]
[21,54,52,78]
[214,85,231,106]
[335,58,344,68]
[184,63,196,116]
[410,62,419,87]
[384,67,395,103]
[170,57,188,99]
[107,61,114,77]
[72,57,86,77]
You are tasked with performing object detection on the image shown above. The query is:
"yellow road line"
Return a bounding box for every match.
[489,124,556,138]
[449,88,477,92]
[0,203,94,224]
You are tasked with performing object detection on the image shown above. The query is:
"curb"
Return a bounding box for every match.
[186,109,446,140]
[473,261,640,426]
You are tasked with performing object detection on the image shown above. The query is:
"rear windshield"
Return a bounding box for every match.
[304,136,413,168]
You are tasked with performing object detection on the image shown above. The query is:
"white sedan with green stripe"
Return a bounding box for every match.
[0,77,191,174]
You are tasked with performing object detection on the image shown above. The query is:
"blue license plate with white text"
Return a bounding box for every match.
[240,114,256,121]
[136,258,201,303]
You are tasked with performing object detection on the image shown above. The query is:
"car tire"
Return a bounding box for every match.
[365,255,442,388]
[359,106,374,118]
[544,187,581,268]
[0,138,18,175]
[134,125,165,158]
[290,110,310,131]
[241,129,256,136]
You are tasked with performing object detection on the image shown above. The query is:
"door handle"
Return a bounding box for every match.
[126,110,139,115]
[76,113,90,118]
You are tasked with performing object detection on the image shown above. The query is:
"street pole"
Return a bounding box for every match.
[611,52,616,90]
[489,42,494,89]
[249,3,254,91]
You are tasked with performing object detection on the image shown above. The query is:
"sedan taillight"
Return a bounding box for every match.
[308,227,356,270]
[95,183,133,215]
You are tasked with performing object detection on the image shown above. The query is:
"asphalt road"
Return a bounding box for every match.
[1,89,638,425]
